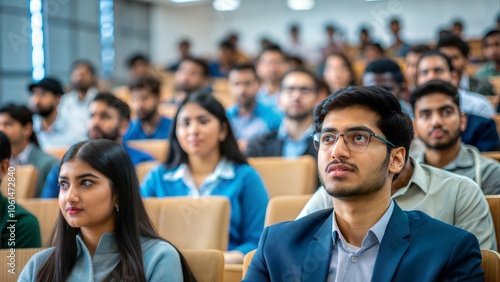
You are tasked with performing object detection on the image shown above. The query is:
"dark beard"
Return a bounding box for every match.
[37,105,55,117]
[422,128,461,151]
[139,108,157,122]
[88,126,121,141]
[286,111,310,121]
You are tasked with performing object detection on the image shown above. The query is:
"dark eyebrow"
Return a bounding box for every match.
[321,125,375,133]
[418,104,455,114]
[58,173,100,181]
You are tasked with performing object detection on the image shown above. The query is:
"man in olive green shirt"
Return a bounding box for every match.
[298,157,496,250]
[475,30,500,79]
[0,131,41,248]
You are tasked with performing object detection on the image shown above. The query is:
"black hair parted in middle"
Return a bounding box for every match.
[165,92,247,168]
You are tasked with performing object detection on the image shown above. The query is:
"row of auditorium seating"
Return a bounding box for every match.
[5,194,500,281]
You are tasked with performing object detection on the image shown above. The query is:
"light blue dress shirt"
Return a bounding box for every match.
[140,159,269,254]
[328,201,394,282]
[278,124,315,158]
[226,102,282,141]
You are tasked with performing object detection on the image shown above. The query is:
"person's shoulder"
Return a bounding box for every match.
[141,237,178,255]
[405,209,474,239]
[20,247,55,277]
[251,130,279,143]
[267,208,333,235]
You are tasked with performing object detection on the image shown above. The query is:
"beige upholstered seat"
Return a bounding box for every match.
[485,195,500,252]
[481,249,500,282]
[264,195,312,226]
[153,196,230,251]
[248,156,316,198]
[135,160,161,183]
[126,139,169,162]
[0,248,43,281]
[182,249,225,282]
[17,199,60,247]
[242,249,256,279]
[1,165,39,199]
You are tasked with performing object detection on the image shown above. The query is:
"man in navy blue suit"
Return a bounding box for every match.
[243,86,483,282]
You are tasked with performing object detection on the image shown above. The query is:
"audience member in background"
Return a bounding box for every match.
[387,18,410,57]
[243,86,483,282]
[363,42,385,63]
[285,24,312,63]
[0,105,58,197]
[476,30,500,78]
[141,94,269,264]
[404,45,431,92]
[28,77,86,149]
[320,24,345,62]
[437,35,495,96]
[173,57,210,103]
[58,60,99,141]
[358,26,373,52]
[0,131,41,248]
[208,41,237,78]
[126,54,150,81]
[247,68,324,161]
[411,80,500,195]
[451,19,465,39]
[124,74,171,141]
[226,64,281,152]
[286,56,305,69]
[227,32,250,64]
[167,39,191,72]
[256,45,288,107]
[258,37,274,54]
[415,51,500,152]
[41,93,154,198]
[20,139,193,281]
[416,50,495,119]
[323,52,356,93]
[363,58,413,118]
[497,14,500,30]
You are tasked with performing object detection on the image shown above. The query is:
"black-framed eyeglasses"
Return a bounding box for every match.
[312,130,396,152]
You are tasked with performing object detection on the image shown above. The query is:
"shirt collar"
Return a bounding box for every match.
[278,123,315,142]
[76,232,118,255]
[332,200,394,248]
[163,157,235,182]
[10,143,33,165]
[401,157,429,194]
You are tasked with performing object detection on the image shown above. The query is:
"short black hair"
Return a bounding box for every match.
[127,53,149,69]
[281,68,319,91]
[219,40,235,51]
[129,74,161,96]
[179,57,210,77]
[366,42,385,55]
[71,59,96,76]
[452,19,464,28]
[410,79,460,113]
[483,29,500,45]
[290,24,300,33]
[364,58,403,85]
[436,35,470,57]
[257,44,286,62]
[390,17,401,26]
[417,50,455,73]
[0,131,11,161]
[229,64,259,81]
[179,39,190,47]
[314,86,413,162]
[92,93,131,120]
[407,45,432,55]
[0,104,38,146]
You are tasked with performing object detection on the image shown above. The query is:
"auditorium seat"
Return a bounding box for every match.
[126,139,169,162]
[481,249,500,282]
[486,195,500,252]
[136,160,160,183]
[1,165,39,199]
[242,250,256,279]
[0,248,43,281]
[248,156,316,198]
[264,195,312,226]
[17,199,59,247]
[45,147,69,160]
[182,249,225,282]
[148,196,230,251]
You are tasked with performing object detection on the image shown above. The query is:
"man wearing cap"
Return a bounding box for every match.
[29,77,86,150]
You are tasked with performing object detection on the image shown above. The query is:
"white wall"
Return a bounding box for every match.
[151,0,500,66]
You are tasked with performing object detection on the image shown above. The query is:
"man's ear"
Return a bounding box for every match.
[0,159,9,180]
[459,112,467,132]
[120,119,130,137]
[389,147,406,175]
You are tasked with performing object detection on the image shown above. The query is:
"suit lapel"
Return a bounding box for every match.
[371,204,410,282]
[302,211,333,282]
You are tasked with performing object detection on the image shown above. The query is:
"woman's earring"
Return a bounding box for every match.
[115,205,119,212]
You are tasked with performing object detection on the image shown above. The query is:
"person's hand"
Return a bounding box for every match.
[224,250,244,264]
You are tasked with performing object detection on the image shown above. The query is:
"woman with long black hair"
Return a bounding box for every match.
[19,139,194,281]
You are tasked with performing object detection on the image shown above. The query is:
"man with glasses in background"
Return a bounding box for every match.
[243,86,483,282]
[246,68,325,160]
